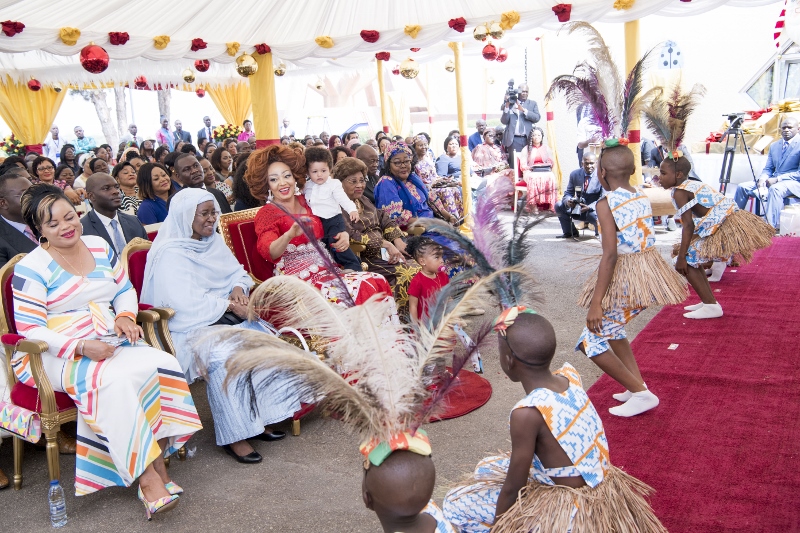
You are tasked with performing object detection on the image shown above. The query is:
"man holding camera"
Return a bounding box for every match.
[500,82,540,167]
[554,152,602,238]
[733,117,800,229]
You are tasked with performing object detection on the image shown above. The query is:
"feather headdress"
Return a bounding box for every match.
[545,22,661,145]
[190,267,527,460]
[643,81,706,160]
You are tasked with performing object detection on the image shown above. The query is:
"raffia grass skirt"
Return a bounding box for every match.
[578,247,688,310]
[700,209,775,263]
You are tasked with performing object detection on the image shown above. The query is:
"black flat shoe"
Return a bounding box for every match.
[222,444,262,463]
[555,233,578,239]
[252,430,286,442]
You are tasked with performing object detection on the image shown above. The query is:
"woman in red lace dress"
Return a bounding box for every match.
[520,126,558,212]
[245,145,394,307]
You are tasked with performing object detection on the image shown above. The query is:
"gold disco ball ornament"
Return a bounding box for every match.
[489,22,504,40]
[274,62,286,76]
[444,59,455,73]
[399,57,419,79]
[473,24,489,42]
[236,53,258,77]
[182,68,196,83]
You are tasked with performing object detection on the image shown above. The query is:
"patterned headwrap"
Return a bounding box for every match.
[492,306,538,336]
[383,140,413,163]
[359,429,431,468]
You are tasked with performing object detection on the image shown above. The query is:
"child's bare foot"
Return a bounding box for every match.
[609,389,659,417]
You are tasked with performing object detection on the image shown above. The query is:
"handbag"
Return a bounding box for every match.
[0,350,42,443]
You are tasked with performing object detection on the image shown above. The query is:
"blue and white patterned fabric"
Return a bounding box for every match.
[672,180,736,267]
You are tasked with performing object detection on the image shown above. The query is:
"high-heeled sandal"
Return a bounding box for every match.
[138,486,180,520]
[164,481,184,495]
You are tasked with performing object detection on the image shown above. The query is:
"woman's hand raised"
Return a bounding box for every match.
[287,222,304,240]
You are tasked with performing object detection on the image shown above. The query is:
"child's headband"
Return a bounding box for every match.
[492,306,537,336]
[359,429,431,469]
[666,148,684,160]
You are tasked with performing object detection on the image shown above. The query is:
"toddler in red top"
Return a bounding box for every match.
[406,237,448,322]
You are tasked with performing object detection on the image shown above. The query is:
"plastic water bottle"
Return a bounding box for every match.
[48,479,67,528]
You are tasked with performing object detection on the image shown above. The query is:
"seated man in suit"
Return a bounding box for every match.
[81,173,148,256]
[169,152,231,214]
[734,117,800,229]
[355,144,381,203]
[0,169,37,268]
[554,152,602,239]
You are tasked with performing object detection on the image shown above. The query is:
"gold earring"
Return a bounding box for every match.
[38,236,50,250]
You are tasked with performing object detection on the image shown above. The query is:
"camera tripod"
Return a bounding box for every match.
[719,119,757,197]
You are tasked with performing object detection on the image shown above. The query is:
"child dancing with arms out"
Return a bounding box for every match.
[443,308,667,532]
[303,147,363,271]
[577,146,686,417]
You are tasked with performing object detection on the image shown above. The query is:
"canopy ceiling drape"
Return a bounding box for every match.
[0,75,65,145]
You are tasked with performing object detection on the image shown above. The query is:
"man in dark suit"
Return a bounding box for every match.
[81,174,148,255]
[169,153,231,213]
[197,116,214,145]
[734,117,800,228]
[355,144,381,203]
[0,171,36,267]
[500,83,540,167]
[172,120,192,146]
[554,153,602,238]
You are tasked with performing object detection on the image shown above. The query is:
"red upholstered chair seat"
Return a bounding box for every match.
[224,217,273,282]
[147,231,158,241]
[10,382,75,412]
[4,272,17,333]
[127,249,149,298]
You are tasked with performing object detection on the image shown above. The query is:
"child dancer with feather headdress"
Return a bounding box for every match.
[644,82,775,319]
[547,22,687,418]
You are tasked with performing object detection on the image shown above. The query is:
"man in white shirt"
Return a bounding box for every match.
[280,118,295,139]
[43,125,65,163]
[120,123,143,145]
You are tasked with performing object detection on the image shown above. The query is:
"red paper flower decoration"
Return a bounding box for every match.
[254,43,271,54]
[482,42,498,61]
[80,44,110,74]
[410,47,420,52]
[552,4,572,23]
[191,38,207,52]
[27,79,41,91]
[108,31,129,45]
[448,17,467,33]
[194,59,210,72]
[360,30,379,43]
[196,88,206,98]
[134,76,148,89]
[375,51,390,61]
[1,20,25,37]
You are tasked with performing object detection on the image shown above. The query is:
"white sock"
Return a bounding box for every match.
[683,303,723,319]
[613,382,645,402]
[608,389,659,417]
[708,261,726,282]
[684,302,704,311]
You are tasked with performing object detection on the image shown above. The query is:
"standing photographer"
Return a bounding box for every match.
[499,81,540,167]
[554,152,602,238]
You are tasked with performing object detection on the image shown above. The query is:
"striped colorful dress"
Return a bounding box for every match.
[12,235,202,495]
[443,364,609,532]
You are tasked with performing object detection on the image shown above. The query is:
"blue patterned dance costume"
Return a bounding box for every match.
[422,500,458,532]
[443,364,666,533]
[671,180,773,265]
[576,187,682,357]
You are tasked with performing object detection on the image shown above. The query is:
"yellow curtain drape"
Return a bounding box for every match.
[386,92,409,136]
[0,76,66,145]
[205,82,252,127]
[249,53,279,142]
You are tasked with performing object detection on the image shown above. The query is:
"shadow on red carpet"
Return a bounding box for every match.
[587,237,800,532]
[429,370,492,422]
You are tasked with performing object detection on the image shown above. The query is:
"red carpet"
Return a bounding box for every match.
[430,370,493,422]
[587,237,800,532]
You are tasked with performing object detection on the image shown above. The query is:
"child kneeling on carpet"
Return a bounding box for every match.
[577,145,686,417]
[443,307,667,533]
[642,85,775,320]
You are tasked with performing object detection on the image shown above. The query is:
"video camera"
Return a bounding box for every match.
[724,112,746,130]
[506,79,518,105]
[568,185,587,218]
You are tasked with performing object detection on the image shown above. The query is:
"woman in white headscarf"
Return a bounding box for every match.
[141,188,299,464]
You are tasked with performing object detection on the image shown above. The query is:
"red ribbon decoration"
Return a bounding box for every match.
[459,135,468,147]
[1,20,25,37]
[552,4,572,23]
[546,111,554,121]
[108,31,129,45]
[448,17,467,33]
[23,144,43,154]
[360,30,380,43]
[627,130,640,143]
[191,38,207,52]
[254,43,271,54]
[375,51,390,61]
[410,47,420,52]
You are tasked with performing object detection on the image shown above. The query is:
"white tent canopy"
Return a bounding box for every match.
[0,0,780,87]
